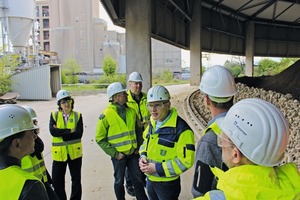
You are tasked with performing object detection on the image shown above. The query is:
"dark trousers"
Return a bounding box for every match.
[52,157,82,200]
[146,177,181,200]
[125,167,132,187]
[111,153,148,200]
[125,167,146,188]
[44,181,59,200]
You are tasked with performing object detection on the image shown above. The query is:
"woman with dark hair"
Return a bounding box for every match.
[0,105,49,200]
[49,90,84,200]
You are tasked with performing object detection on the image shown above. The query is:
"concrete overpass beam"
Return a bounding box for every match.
[190,0,202,86]
[125,0,152,91]
[245,21,254,77]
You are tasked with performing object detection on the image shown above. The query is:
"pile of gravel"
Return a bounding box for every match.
[191,83,300,169]
[236,59,300,101]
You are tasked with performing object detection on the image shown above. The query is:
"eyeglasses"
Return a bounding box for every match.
[217,133,234,148]
[146,101,169,110]
[61,99,71,104]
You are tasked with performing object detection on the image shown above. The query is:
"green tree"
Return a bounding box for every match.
[62,58,81,84]
[275,58,299,74]
[102,55,117,76]
[256,58,278,76]
[224,60,242,77]
[0,54,21,94]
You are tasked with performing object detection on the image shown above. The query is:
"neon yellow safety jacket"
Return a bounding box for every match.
[21,154,48,182]
[0,165,40,200]
[139,108,195,182]
[127,90,150,125]
[96,103,138,157]
[194,163,300,200]
[51,111,82,161]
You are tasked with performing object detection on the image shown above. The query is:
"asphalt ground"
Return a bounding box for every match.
[17,84,199,200]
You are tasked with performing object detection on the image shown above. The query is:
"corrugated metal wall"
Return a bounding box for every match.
[12,64,61,100]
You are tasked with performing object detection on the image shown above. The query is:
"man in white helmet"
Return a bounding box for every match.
[125,71,150,196]
[192,66,237,198]
[95,82,148,200]
[139,85,195,200]
[194,98,300,199]
[0,105,49,200]
[49,89,83,200]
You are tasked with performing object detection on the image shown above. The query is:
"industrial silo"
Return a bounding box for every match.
[0,0,35,53]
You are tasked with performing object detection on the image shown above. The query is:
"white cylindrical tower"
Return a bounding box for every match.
[0,0,35,53]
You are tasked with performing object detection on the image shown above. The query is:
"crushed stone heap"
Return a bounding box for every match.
[235,60,300,100]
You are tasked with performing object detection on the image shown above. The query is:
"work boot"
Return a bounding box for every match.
[125,185,135,197]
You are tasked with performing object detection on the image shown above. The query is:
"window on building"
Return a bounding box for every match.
[42,6,49,17]
[43,31,49,40]
[43,19,49,28]
[44,42,50,51]
[36,6,39,17]
[37,31,40,41]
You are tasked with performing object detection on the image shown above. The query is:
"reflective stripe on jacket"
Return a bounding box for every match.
[127,90,150,124]
[95,103,138,157]
[51,111,82,161]
[21,154,48,182]
[194,163,300,200]
[0,165,40,200]
[139,108,195,182]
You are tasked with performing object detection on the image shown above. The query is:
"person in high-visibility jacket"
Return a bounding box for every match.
[139,85,195,200]
[49,90,83,200]
[0,105,48,200]
[191,66,237,198]
[125,71,150,196]
[194,98,300,200]
[95,82,148,200]
[21,105,59,200]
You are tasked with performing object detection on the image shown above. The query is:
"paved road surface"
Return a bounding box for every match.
[17,84,199,200]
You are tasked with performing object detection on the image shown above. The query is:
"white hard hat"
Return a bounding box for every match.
[147,85,171,103]
[216,98,289,166]
[128,71,143,82]
[56,90,71,102]
[107,82,126,99]
[0,105,38,142]
[21,105,37,120]
[199,66,237,99]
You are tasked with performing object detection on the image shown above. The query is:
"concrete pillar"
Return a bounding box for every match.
[245,21,254,76]
[190,0,202,86]
[125,0,152,91]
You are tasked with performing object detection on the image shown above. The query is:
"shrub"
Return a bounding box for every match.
[0,54,20,94]
[102,55,117,76]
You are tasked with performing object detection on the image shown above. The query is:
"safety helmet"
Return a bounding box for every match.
[147,85,171,103]
[216,98,289,166]
[199,65,237,98]
[128,71,143,82]
[107,82,126,100]
[21,105,37,120]
[0,105,38,142]
[56,90,71,102]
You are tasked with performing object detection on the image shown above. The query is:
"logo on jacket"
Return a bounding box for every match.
[160,149,167,156]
